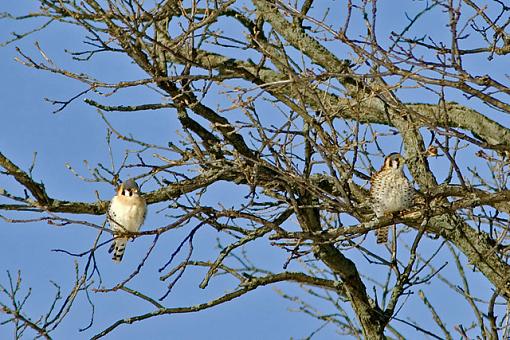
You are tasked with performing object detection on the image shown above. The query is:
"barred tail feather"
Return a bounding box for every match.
[376,226,389,244]
[109,237,127,263]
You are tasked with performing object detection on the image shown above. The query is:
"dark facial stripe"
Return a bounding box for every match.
[393,158,400,168]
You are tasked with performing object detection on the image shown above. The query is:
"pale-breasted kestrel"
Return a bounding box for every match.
[107,179,147,262]
[370,153,414,244]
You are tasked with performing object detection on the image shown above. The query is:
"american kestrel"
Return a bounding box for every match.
[107,179,147,262]
[370,153,414,244]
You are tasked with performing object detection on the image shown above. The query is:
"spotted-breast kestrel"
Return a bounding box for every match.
[370,153,414,244]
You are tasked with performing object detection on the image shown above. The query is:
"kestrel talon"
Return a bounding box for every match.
[370,153,414,244]
[107,179,147,262]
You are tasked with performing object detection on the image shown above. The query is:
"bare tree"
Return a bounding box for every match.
[2,0,510,338]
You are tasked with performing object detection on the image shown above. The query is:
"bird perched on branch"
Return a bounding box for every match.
[370,153,414,244]
[107,179,147,262]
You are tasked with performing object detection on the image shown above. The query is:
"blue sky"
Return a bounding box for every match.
[1,1,506,339]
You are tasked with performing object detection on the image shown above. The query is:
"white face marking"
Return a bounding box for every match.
[123,189,137,197]
[391,158,400,169]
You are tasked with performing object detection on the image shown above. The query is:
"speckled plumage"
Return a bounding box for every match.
[370,153,414,244]
[107,179,147,262]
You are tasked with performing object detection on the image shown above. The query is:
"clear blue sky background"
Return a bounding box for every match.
[1,1,506,339]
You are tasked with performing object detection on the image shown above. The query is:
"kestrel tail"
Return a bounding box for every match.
[376,224,390,244]
[370,153,414,244]
[107,179,147,262]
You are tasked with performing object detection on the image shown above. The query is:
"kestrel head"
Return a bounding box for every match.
[383,153,405,171]
[117,178,141,197]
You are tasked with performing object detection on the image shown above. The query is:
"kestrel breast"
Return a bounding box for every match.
[371,170,413,216]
